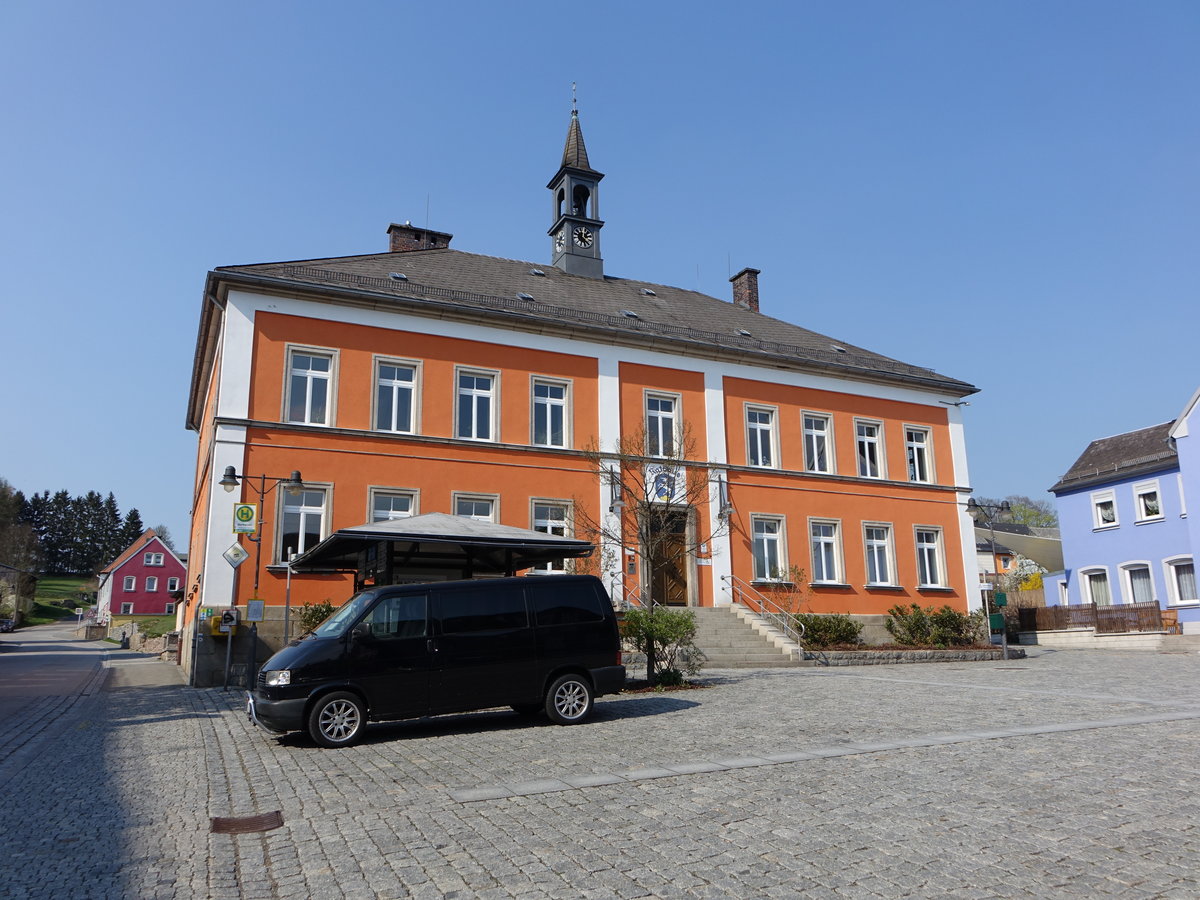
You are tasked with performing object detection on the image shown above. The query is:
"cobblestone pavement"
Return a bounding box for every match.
[2,647,1199,898]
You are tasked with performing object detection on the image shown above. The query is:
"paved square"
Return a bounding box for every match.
[2,647,1199,898]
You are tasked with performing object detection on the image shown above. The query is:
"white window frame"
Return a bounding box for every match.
[278,485,329,563]
[455,367,498,442]
[1091,490,1118,530]
[809,518,843,585]
[164,602,176,614]
[145,576,158,592]
[904,425,933,484]
[120,602,134,615]
[745,404,778,469]
[284,345,337,426]
[369,487,419,523]
[802,411,834,474]
[530,499,572,573]
[373,357,420,434]
[1058,580,1070,606]
[914,526,945,588]
[452,492,497,522]
[750,514,787,582]
[863,522,896,586]
[122,576,135,592]
[854,419,885,479]
[1119,561,1155,605]
[1080,566,1112,606]
[531,377,571,449]
[645,392,681,459]
[167,577,180,592]
[1163,556,1198,606]
[1132,480,1163,523]
[143,552,164,567]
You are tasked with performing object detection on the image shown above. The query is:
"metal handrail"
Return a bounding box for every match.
[721,574,806,652]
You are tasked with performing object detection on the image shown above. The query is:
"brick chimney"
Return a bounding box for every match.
[730,267,761,312]
[387,222,453,252]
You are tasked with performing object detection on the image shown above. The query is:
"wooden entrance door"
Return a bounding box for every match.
[648,510,689,606]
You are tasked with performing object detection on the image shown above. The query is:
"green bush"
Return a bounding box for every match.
[793,613,863,648]
[296,600,336,634]
[620,606,703,683]
[885,603,983,648]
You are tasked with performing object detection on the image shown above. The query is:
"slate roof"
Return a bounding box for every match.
[203,246,976,403]
[560,110,597,173]
[1049,422,1177,494]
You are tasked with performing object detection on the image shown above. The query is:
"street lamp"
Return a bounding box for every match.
[967,497,1011,658]
[219,466,305,686]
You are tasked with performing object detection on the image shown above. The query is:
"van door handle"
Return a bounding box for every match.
[426,639,437,653]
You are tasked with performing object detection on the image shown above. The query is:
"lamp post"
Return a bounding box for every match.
[219,466,304,685]
[967,497,1011,658]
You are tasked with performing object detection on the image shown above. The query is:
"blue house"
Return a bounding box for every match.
[1045,388,1200,633]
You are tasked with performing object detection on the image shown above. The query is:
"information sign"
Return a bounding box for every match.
[223,543,249,568]
[233,503,258,534]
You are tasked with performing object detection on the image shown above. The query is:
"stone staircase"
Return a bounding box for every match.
[691,606,814,668]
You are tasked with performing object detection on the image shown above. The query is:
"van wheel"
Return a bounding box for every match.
[308,692,366,747]
[545,674,593,725]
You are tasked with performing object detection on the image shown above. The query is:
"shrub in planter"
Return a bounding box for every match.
[885,603,983,648]
[793,612,863,648]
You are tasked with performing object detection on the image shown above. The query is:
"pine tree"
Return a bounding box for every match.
[121,508,146,549]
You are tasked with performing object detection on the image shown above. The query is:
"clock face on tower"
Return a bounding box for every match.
[554,230,565,252]
[572,226,594,248]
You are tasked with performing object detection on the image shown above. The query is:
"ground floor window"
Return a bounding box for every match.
[1082,568,1112,606]
[120,603,134,615]
[1165,558,1197,605]
[531,501,570,573]
[751,516,785,581]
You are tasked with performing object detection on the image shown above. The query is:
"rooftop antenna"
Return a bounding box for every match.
[572,82,577,114]
[425,194,430,248]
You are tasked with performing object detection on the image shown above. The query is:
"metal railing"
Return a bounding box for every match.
[721,574,806,651]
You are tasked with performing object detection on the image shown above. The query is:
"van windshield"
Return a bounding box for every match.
[310,591,377,638]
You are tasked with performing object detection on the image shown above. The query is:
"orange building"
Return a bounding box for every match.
[183,110,978,680]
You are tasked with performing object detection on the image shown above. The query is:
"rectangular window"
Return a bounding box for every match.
[803,413,833,474]
[864,524,894,586]
[855,420,883,478]
[1171,561,1197,604]
[164,603,175,614]
[1084,569,1112,606]
[751,516,785,581]
[167,577,180,592]
[454,494,496,522]
[532,379,569,448]
[286,349,333,425]
[1124,564,1154,604]
[436,585,527,634]
[531,501,570,572]
[1133,481,1162,522]
[1091,490,1118,529]
[145,576,158,592]
[143,552,164,566]
[120,602,134,615]
[915,527,944,587]
[375,361,417,433]
[280,488,327,561]
[746,406,776,468]
[123,576,135,592]
[371,489,417,522]
[646,393,678,458]
[905,427,932,483]
[456,370,496,441]
[810,520,841,584]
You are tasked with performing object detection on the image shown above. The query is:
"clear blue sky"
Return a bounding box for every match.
[2,1,1196,544]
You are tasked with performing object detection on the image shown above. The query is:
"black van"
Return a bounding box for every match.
[246,574,625,747]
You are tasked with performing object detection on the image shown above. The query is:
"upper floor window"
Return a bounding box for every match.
[143,552,164,567]
[810,519,842,584]
[855,420,883,478]
[123,576,135,592]
[167,577,180,592]
[915,527,944,588]
[905,427,932,483]
[375,360,417,434]
[751,515,785,582]
[456,370,496,441]
[531,501,570,573]
[1133,481,1162,522]
[1091,490,1118,529]
[532,379,569,448]
[286,348,334,425]
[454,493,496,522]
[280,487,327,562]
[864,524,894,586]
[746,406,776,468]
[371,489,417,522]
[803,413,833,474]
[145,576,158,592]
[646,393,679,458]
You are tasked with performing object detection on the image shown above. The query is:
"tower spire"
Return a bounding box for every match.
[547,99,605,278]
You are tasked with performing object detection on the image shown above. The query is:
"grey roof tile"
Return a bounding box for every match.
[1049,422,1177,493]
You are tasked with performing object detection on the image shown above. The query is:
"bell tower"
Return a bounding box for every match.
[548,101,605,278]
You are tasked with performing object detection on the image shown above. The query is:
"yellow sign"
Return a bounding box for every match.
[233,503,258,534]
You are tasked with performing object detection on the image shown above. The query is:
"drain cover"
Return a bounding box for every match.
[210,811,284,834]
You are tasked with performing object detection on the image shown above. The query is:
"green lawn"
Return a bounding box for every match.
[26,576,94,626]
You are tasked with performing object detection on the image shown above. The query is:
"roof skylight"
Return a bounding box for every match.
[517,292,535,301]
[389,272,408,281]
[621,309,640,319]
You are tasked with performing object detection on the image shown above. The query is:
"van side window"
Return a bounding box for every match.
[528,581,604,626]
[364,594,427,639]
[437,586,527,634]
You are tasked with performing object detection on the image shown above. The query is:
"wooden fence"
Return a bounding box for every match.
[1017,602,1164,634]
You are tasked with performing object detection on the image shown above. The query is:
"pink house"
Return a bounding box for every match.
[96,529,187,625]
